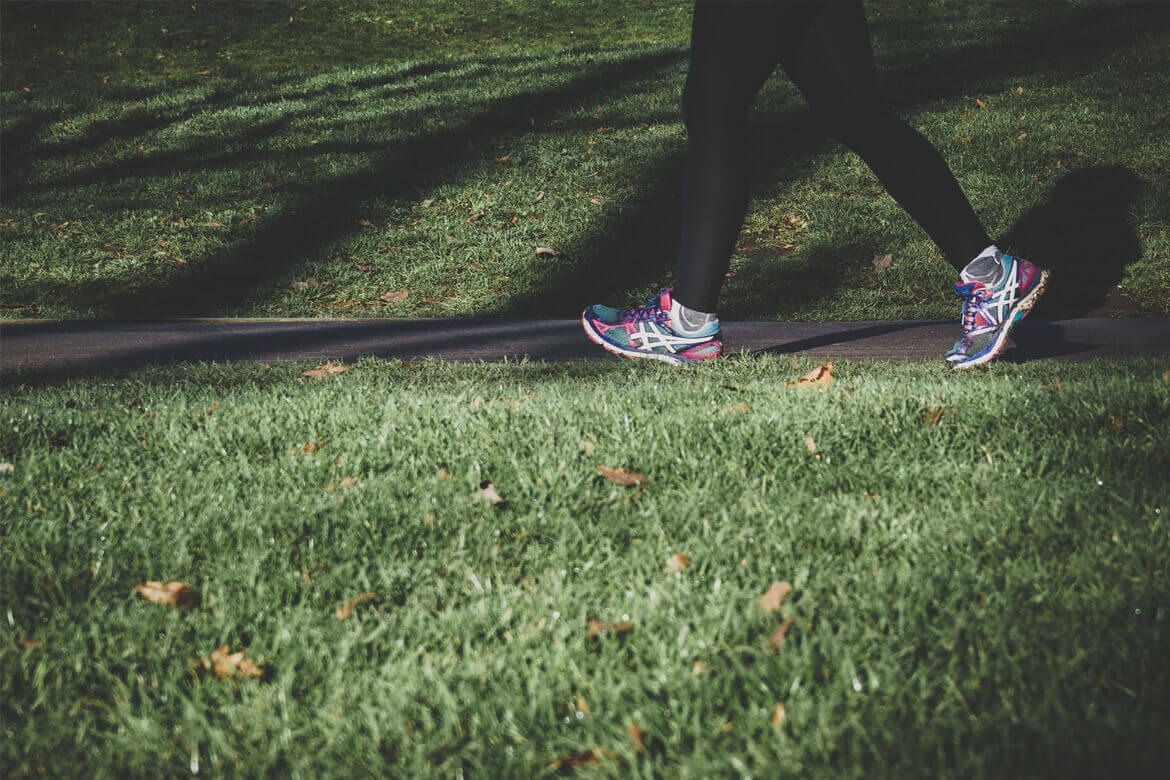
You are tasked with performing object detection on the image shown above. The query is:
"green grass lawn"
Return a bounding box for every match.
[2,0,1168,320]
[2,358,1169,775]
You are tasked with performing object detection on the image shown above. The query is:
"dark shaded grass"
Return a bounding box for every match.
[2,1,1168,320]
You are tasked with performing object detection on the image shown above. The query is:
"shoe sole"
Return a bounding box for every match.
[581,311,717,366]
[953,269,1050,369]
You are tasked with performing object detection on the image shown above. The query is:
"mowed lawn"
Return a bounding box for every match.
[2,358,1169,775]
[2,0,1169,321]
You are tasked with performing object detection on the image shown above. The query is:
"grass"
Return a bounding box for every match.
[2,0,1168,320]
[2,357,1169,775]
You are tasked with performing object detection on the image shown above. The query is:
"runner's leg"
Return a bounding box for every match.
[778,2,992,271]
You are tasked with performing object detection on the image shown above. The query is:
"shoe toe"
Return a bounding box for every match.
[584,303,622,324]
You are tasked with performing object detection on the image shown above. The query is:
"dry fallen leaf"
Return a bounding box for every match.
[201,645,263,680]
[0,462,13,475]
[438,466,450,479]
[549,747,610,771]
[872,253,893,269]
[135,581,202,610]
[976,98,989,111]
[1110,416,1123,432]
[586,617,633,640]
[534,191,545,203]
[335,592,376,619]
[628,723,645,752]
[589,197,601,205]
[1017,131,1027,140]
[478,481,505,505]
[805,436,817,453]
[771,702,787,726]
[495,152,512,162]
[597,465,647,488]
[787,362,833,390]
[467,211,485,222]
[767,616,796,651]
[925,407,945,426]
[534,246,557,257]
[758,581,792,612]
[575,694,590,717]
[17,638,43,650]
[1042,378,1064,392]
[302,362,351,378]
[692,659,707,677]
[666,553,690,572]
[379,290,409,303]
[729,402,752,413]
[357,218,374,227]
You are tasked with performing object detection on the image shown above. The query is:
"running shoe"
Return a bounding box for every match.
[582,288,722,365]
[946,254,1050,368]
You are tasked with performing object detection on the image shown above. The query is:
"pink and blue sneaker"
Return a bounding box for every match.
[582,288,722,365]
[946,254,1050,368]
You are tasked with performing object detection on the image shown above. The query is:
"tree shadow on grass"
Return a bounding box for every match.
[4,2,1168,321]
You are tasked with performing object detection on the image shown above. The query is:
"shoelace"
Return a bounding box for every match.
[622,294,668,324]
[955,284,990,338]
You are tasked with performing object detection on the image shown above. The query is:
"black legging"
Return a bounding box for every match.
[674,0,991,313]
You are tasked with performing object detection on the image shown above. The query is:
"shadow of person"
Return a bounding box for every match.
[1000,165,1144,318]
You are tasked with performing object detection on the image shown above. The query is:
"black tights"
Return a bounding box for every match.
[674,0,990,313]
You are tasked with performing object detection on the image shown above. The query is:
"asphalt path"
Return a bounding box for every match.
[2,318,1167,379]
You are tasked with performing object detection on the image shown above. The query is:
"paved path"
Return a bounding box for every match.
[2,318,1167,376]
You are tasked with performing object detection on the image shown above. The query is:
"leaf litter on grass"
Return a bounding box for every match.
[135,581,202,610]
[787,362,833,390]
[335,592,377,620]
[196,646,264,681]
[302,362,351,378]
[597,465,647,487]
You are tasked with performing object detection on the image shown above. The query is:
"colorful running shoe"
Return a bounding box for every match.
[946,254,1050,368]
[582,288,722,365]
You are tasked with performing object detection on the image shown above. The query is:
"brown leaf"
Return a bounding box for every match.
[549,747,610,771]
[666,553,690,572]
[1042,378,1064,392]
[494,152,512,162]
[534,246,557,257]
[589,197,601,205]
[17,638,43,650]
[767,616,796,651]
[335,592,376,619]
[692,660,707,677]
[534,191,545,203]
[339,476,358,489]
[201,645,263,680]
[201,221,225,227]
[302,361,351,378]
[729,402,752,413]
[628,724,645,752]
[298,442,321,453]
[478,481,505,505]
[872,253,893,269]
[135,581,202,610]
[786,362,834,390]
[438,466,450,479]
[585,617,633,640]
[421,198,435,207]
[758,581,792,612]
[467,211,485,222]
[976,98,989,111]
[357,218,374,227]
[597,465,647,487]
[575,694,590,716]
[925,407,945,426]
[771,702,787,726]
[1017,131,1027,140]
[379,290,409,303]
[804,436,817,453]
